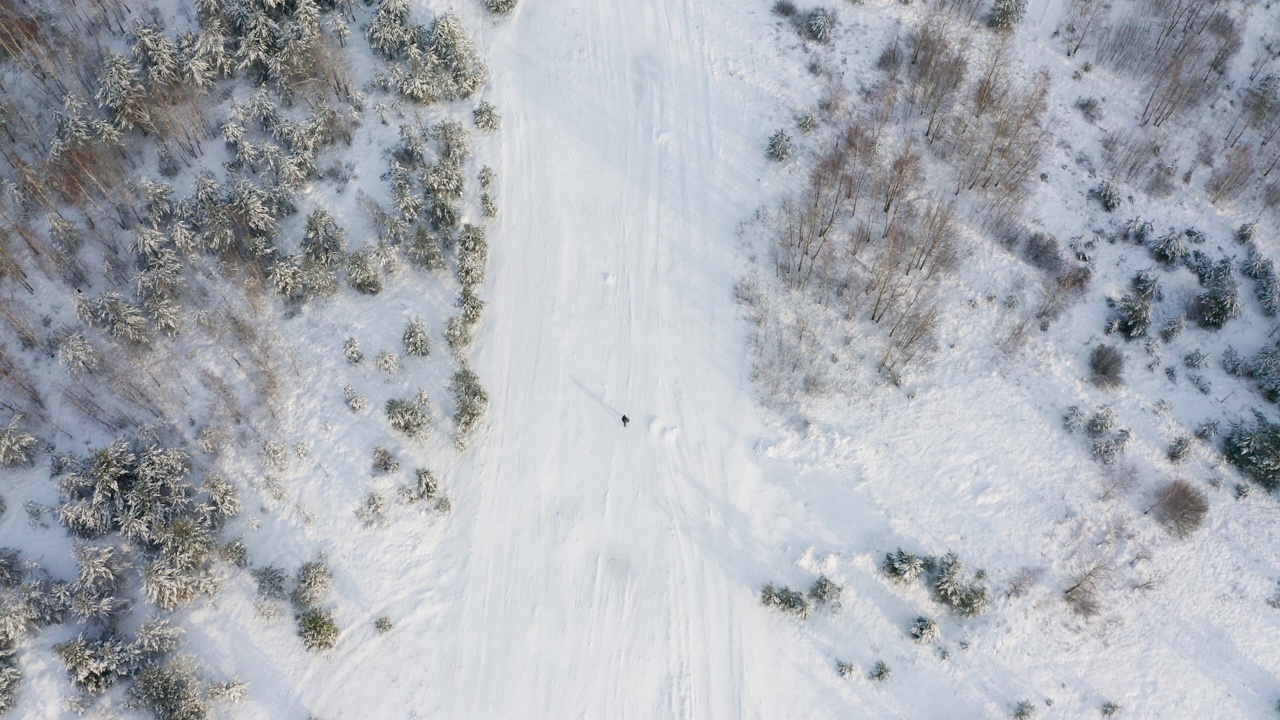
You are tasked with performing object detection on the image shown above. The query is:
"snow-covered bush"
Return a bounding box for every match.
[881,548,925,583]
[1193,259,1240,330]
[836,659,855,678]
[290,560,332,611]
[451,365,489,447]
[1167,435,1193,463]
[0,416,38,468]
[1101,702,1121,717]
[372,447,399,474]
[808,575,842,608]
[796,112,818,133]
[129,657,205,720]
[376,350,401,375]
[261,441,288,471]
[910,615,939,642]
[296,609,339,652]
[1150,231,1188,266]
[766,129,792,162]
[804,8,836,43]
[483,0,519,14]
[1159,316,1185,342]
[251,567,288,604]
[402,319,430,357]
[356,492,388,528]
[1149,480,1208,538]
[375,616,394,634]
[1106,293,1153,340]
[1091,429,1130,464]
[344,385,368,413]
[385,395,431,440]
[400,468,440,505]
[927,552,989,617]
[473,102,501,132]
[760,583,810,618]
[1012,700,1037,719]
[772,0,797,16]
[1092,178,1121,212]
[869,660,890,682]
[1090,345,1124,388]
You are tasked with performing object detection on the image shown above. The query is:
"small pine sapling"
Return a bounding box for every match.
[344,385,368,413]
[766,129,793,162]
[881,548,924,582]
[473,101,500,131]
[372,447,399,474]
[1092,178,1121,211]
[376,350,401,375]
[1012,700,1037,719]
[296,608,339,652]
[402,318,430,357]
[869,660,891,682]
[760,583,811,618]
[808,575,842,609]
[344,337,363,364]
[0,416,38,468]
[910,615,939,642]
[1167,435,1193,463]
[836,659,855,678]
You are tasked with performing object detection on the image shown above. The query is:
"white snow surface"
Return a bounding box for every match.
[8,0,1280,717]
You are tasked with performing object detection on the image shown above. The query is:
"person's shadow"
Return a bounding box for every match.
[571,376,621,421]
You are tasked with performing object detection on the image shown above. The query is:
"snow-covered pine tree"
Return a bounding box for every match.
[451,363,489,447]
[988,0,1027,30]
[805,8,835,43]
[346,249,383,294]
[1194,258,1241,329]
[386,395,431,440]
[0,416,38,468]
[95,54,151,132]
[303,209,347,267]
[1093,178,1121,211]
[402,318,430,357]
[368,0,415,60]
[766,129,792,162]
[473,101,501,132]
[457,224,488,288]
[343,336,363,364]
[483,0,519,14]
[1151,231,1188,266]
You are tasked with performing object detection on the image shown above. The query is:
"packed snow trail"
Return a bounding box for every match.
[420,0,847,717]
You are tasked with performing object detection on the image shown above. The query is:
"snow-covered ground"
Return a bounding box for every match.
[7,0,1280,717]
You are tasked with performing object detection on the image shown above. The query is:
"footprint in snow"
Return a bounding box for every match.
[646,417,680,442]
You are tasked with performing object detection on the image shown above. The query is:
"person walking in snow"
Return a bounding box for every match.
[621,415,630,427]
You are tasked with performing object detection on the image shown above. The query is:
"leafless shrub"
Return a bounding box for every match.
[1099,463,1138,501]
[1146,480,1208,538]
[1206,145,1254,205]
[1006,566,1043,598]
[1064,558,1110,616]
[1090,345,1124,388]
[1075,96,1102,124]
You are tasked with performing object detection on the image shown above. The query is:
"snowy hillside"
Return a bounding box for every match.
[1,0,1280,717]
